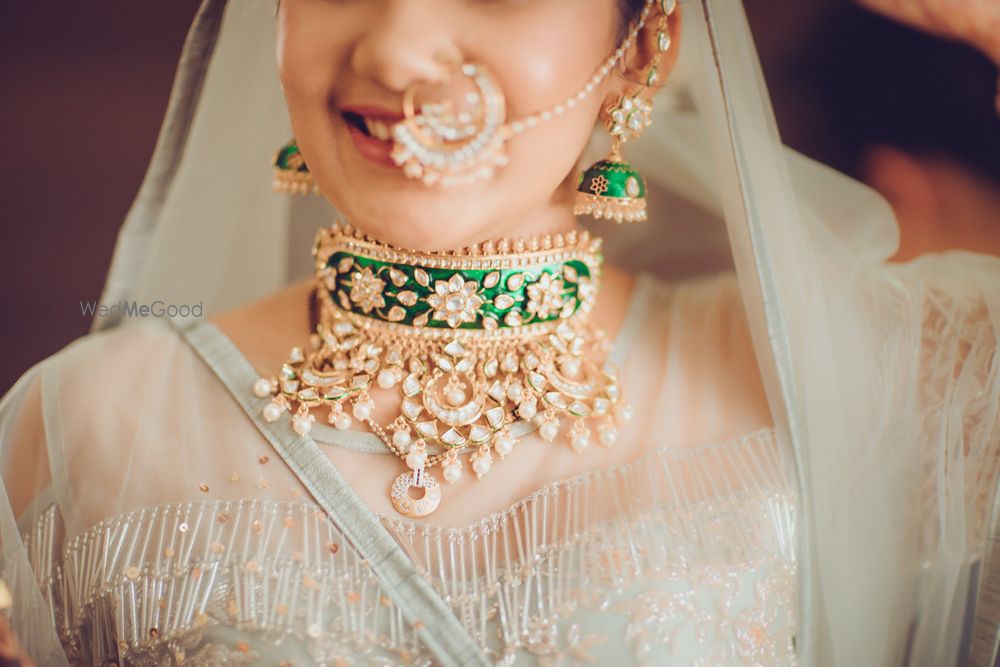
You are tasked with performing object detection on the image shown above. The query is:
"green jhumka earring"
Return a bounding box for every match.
[574,89,653,223]
[272,139,320,195]
[575,0,673,223]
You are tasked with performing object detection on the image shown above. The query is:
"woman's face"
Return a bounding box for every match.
[276,0,625,251]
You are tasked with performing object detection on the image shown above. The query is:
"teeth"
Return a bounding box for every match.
[363,118,392,141]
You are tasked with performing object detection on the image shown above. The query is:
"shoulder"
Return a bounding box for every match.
[4,318,192,417]
[0,319,194,521]
[632,270,747,333]
[634,270,755,365]
[25,319,210,450]
[52,316,208,396]
[10,318,251,529]
[622,271,771,444]
[53,318,191,371]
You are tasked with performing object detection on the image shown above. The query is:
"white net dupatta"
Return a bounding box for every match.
[633,3,1000,664]
[667,4,1000,666]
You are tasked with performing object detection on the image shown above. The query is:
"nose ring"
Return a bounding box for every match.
[391,62,509,187]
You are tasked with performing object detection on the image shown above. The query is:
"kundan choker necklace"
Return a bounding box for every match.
[253,222,631,517]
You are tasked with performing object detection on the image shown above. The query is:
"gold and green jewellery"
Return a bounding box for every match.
[253,222,631,517]
[575,154,647,223]
[574,89,653,224]
[272,140,319,195]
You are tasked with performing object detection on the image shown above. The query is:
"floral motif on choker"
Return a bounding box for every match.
[315,225,600,335]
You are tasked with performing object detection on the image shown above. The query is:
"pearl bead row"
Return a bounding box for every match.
[329,244,596,270]
[318,223,600,266]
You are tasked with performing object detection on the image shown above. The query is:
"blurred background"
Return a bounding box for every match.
[1,0,998,392]
[0,2,201,390]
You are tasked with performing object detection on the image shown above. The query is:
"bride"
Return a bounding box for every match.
[1,0,998,665]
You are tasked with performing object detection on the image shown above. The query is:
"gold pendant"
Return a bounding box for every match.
[390,469,442,517]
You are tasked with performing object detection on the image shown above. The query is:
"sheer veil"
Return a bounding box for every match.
[2,0,998,664]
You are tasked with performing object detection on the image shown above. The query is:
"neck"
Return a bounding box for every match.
[490,183,582,247]
[346,176,583,253]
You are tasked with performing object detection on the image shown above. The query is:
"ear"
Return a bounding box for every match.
[605,3,682,108]
[861,145,940,261]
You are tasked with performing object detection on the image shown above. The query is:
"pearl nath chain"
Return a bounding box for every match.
[506,0,656,136]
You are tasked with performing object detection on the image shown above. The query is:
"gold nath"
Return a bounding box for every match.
[253,222,632,517]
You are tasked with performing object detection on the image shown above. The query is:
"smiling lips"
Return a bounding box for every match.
[341,106,404,167]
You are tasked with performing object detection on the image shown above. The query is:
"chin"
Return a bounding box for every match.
[354,208,489,251]
[328,182,502,251]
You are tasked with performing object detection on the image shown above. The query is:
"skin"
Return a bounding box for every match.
[275,0,677,251]
[215,0,682,411]
[0,613,36,667]
[864,148,1000,262]
[853,0,1000,260]
[209,1,692,519]
[857,0,1000,66]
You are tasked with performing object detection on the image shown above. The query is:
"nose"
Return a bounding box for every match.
[351,0,463,94]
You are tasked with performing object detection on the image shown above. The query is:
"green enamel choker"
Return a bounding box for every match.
[312,222,603,339]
